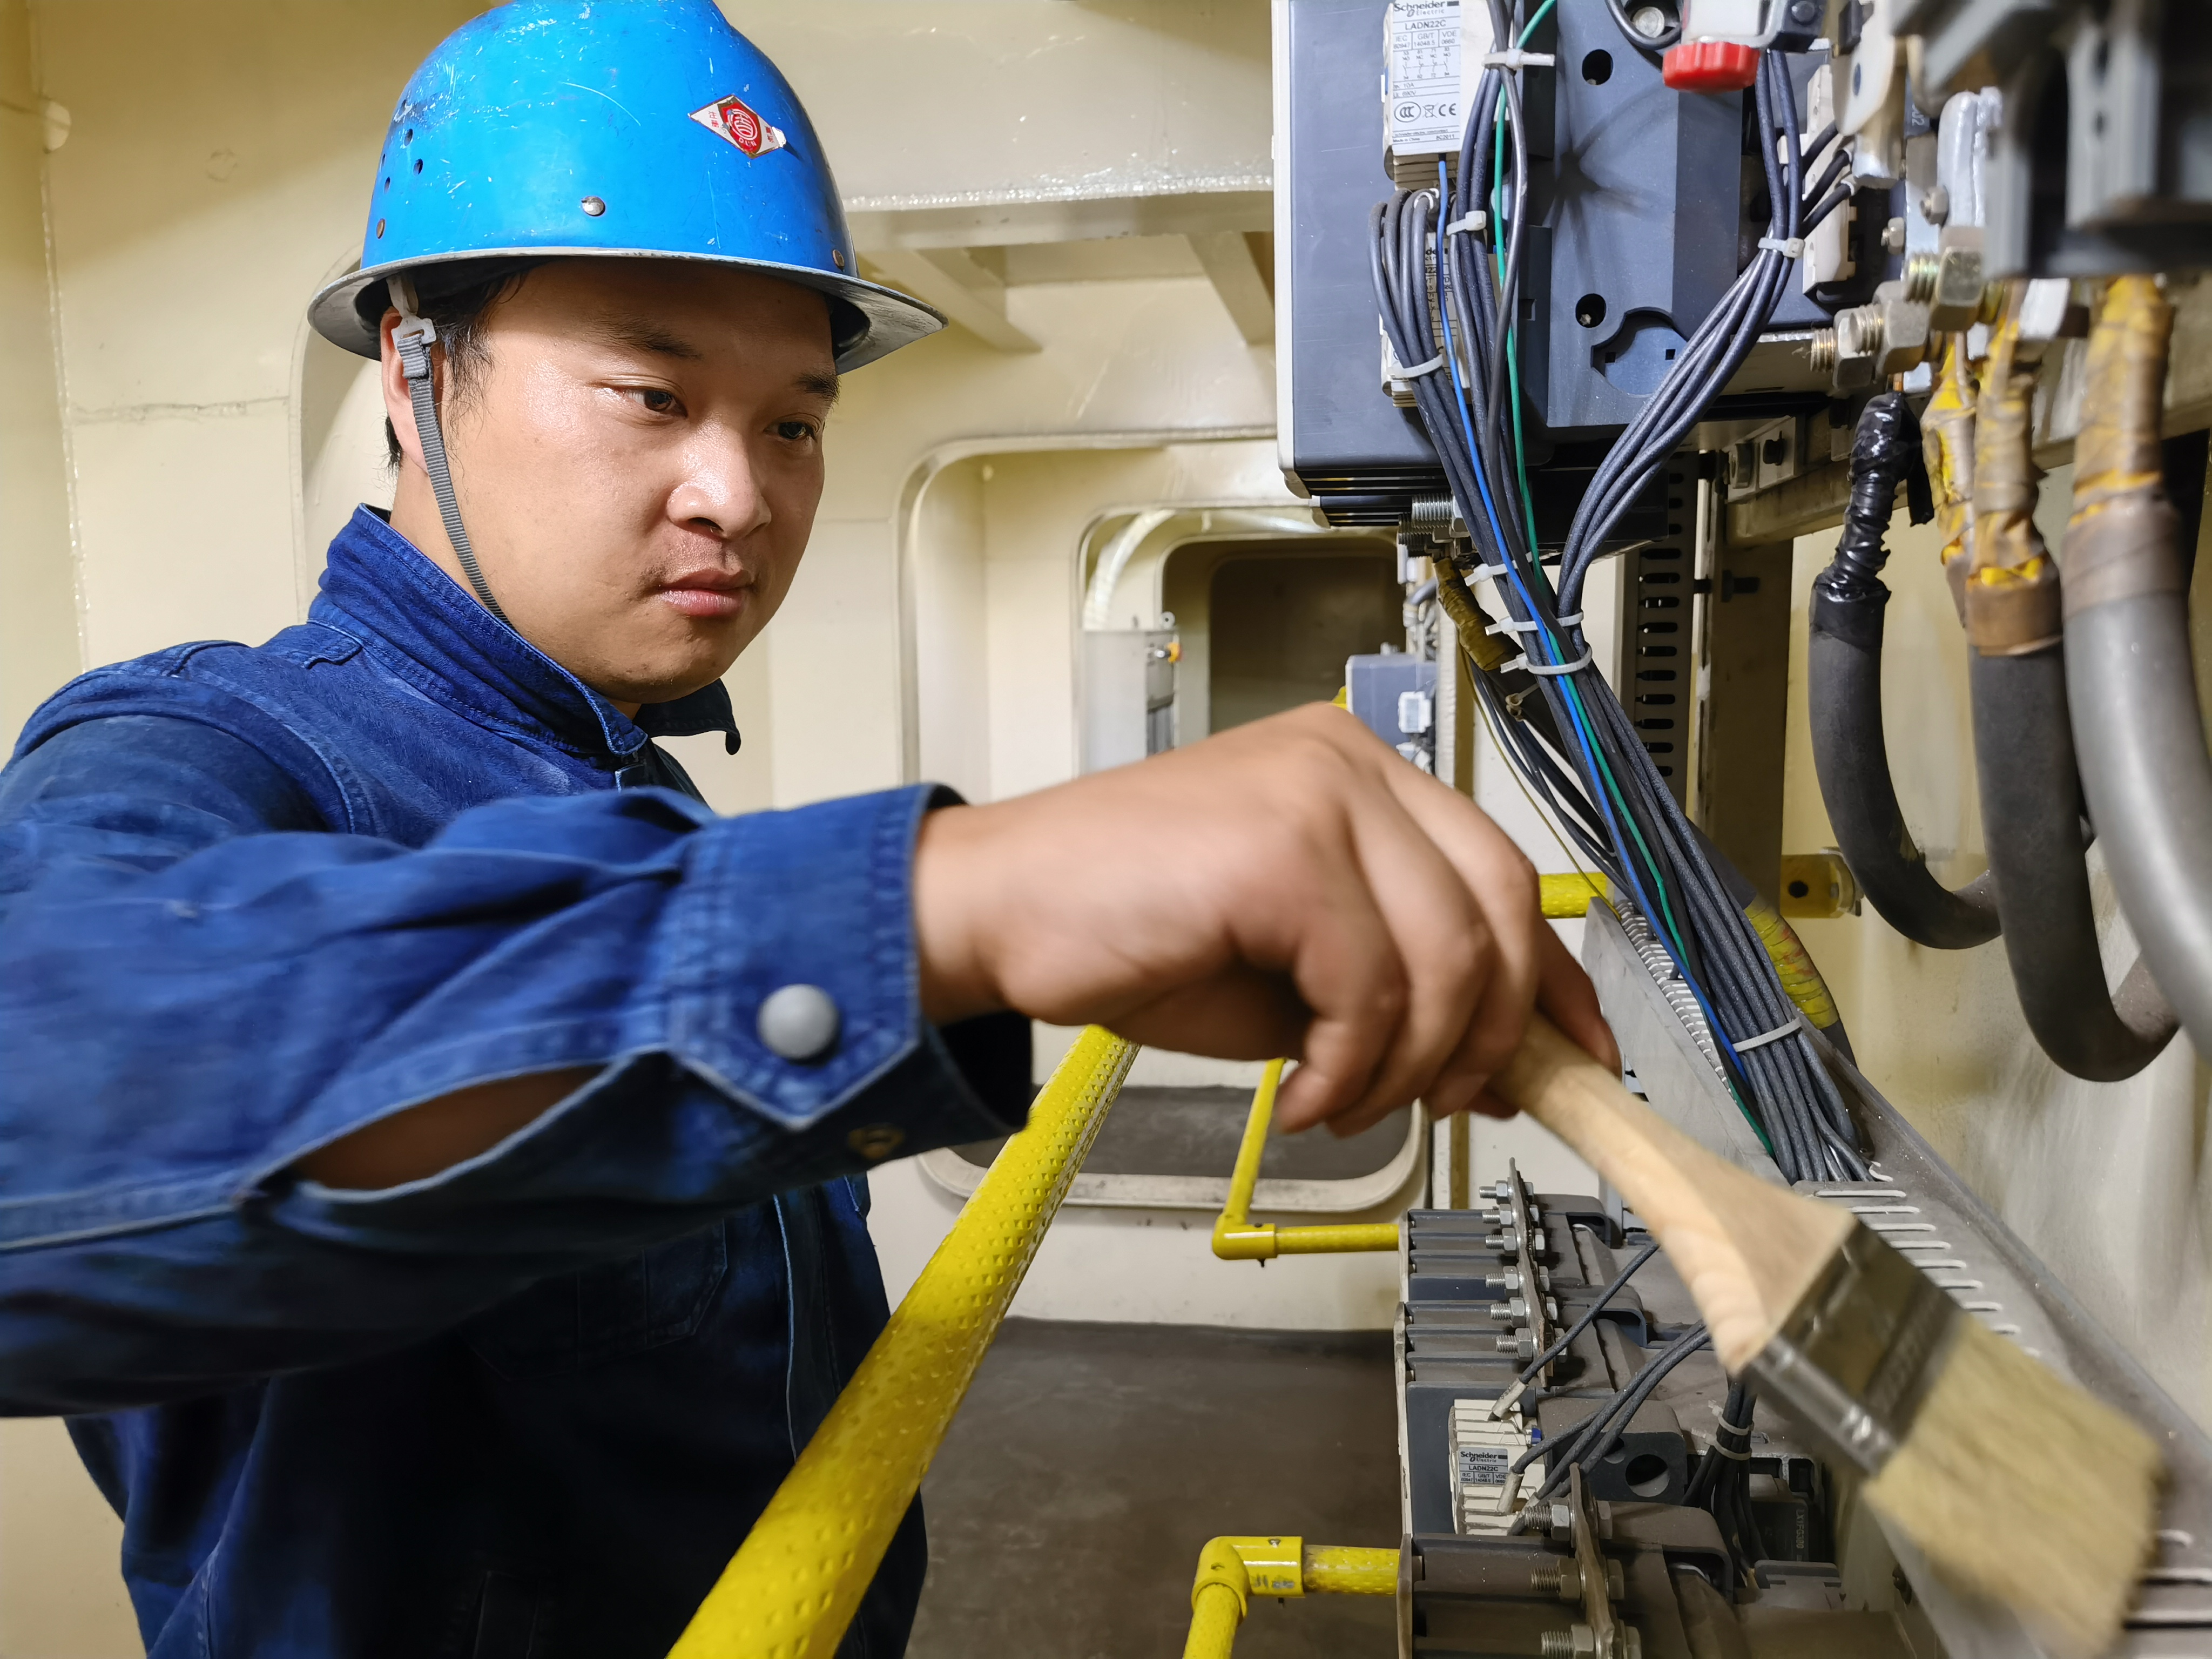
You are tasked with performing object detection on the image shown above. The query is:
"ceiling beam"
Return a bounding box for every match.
[1188,231,1274,345]
[861,247,1040,353]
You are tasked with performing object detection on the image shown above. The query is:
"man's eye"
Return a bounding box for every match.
[628,387,682,415]
[776,420,819,442]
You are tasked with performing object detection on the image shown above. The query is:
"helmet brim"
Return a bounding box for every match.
[309,248,944,373]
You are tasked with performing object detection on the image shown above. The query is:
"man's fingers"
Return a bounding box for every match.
[1260,820,1410,1132]
[1533,920,1618,1073]
[1303,782,1500,1127]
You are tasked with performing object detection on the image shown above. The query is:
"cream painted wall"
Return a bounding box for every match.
[0,0,76,754]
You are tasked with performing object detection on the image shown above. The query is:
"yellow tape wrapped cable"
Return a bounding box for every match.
[668,1026,1139,1659]
[1743,896,1843,1035]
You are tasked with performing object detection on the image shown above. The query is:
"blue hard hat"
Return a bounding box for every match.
[308,0,941,370]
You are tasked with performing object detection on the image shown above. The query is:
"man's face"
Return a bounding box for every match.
[379,259,838,709]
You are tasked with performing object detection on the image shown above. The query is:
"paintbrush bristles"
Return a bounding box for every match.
[1863,1316,2163,1659]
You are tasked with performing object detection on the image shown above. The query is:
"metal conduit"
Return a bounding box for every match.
[2064,276,2212,1059]
[666,1026,1138,1659]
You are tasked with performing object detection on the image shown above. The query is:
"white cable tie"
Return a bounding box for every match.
[1483,48,1556,70]
[1399,353,1447,377]
[1710,1440,1752,1461]
[1554,610,1583,626]
[1471,561,1511,582]
[1445,211,1488,237]
[1485,617,1543,636]
[1731,1014,1803,1053]
[1718,1414,1755,1437]
[1758,234,1806,260]
[1507,649,1594,678]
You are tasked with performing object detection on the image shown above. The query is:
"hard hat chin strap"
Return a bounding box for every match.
[389,277,511,625]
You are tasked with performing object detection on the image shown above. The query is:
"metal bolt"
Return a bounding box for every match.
[580,195,607,217]
[1880,215,1906,254]
[1629,4,1668,35]
[1807,328,1837,375]
[1540,1623,1598,1658]
[1531,1559,1585,1601]
[1902,249,1941,304]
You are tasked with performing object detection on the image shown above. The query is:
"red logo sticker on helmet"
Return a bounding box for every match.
[689,95,787,158]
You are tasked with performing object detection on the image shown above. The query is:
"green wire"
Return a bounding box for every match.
[1481,0,1701,986]
[1500,0,1554,549]
[1475,0,1765,1152]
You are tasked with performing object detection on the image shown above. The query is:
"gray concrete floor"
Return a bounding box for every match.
[906,1319,1400,1659]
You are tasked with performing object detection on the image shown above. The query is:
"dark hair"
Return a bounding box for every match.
[381,264,539,468]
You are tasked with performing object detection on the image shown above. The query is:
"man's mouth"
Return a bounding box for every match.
[656,571,752,621]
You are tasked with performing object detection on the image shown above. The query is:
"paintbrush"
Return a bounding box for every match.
[1493,1013,2162,1657]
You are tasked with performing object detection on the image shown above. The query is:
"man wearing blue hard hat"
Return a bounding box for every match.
[0,3,1610,1653]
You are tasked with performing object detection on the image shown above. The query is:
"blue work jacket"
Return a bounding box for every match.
[0,507,1030,1659]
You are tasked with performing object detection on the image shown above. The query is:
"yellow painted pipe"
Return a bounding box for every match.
[1210,1061,1399,1260]
[1182,1536,1399,1659]
[1539,871,1610,918]
[666,1026,1139,1659]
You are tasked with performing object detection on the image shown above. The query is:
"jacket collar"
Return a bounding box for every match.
[311,507,738,764]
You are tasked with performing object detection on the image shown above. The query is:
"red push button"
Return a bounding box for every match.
[1662,40,1762,92]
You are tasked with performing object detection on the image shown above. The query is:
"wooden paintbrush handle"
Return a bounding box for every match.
[1492,1013,1853,1371]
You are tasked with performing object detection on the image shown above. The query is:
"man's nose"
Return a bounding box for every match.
[668,428,771,541]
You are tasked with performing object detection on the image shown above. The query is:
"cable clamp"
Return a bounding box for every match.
[1398,352,1447,377]
[1731,1014,1802,1053]
[1445,211,1488,237]
[1758,234,1806,260]
[1507,648,1594,678]
[1483,48,1555,70]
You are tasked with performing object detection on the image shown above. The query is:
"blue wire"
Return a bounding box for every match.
[1429,158,1756,1083]
[1429,159,1684,961]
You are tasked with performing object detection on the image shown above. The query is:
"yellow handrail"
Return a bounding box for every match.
[1210,1060,1400,1259]
[1182,1535,1400,1659]
[667,1026,1139,1659]
[1539,871,1611,918]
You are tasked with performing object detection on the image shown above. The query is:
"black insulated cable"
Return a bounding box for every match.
[1968,647,2179,1078]
[1809,393,2001,949]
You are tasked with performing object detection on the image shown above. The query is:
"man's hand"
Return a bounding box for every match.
[913,703,1617,1135]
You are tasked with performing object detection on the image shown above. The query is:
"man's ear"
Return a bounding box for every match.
[379,308,428,474]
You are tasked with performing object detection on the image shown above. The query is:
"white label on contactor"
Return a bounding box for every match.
[1457,1445,1510,1487]
[1384,0,1464,157]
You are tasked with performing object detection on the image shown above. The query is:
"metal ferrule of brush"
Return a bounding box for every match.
[1738,1222,1964,1476]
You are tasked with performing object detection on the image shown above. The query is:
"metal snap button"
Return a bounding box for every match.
[758,983,840,1063]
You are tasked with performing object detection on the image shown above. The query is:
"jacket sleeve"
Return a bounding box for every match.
[0,714,1030,1413]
